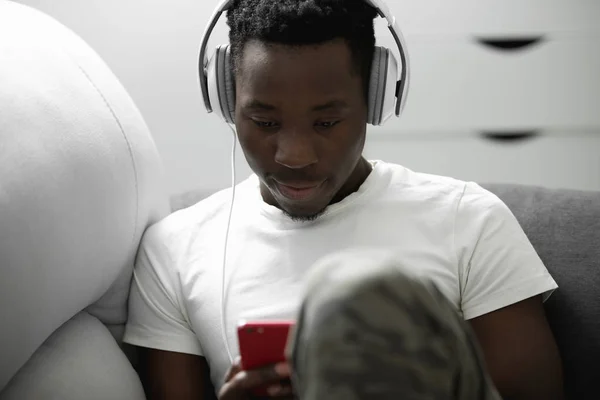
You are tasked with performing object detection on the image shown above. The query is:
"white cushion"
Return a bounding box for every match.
[1,312,146,400]
[0,0,169,390]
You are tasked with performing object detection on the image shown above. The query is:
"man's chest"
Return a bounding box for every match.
[179,224,461,334]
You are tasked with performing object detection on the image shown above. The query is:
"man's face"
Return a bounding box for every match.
[235,38,369,220]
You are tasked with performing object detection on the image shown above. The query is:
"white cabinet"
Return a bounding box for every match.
[370,1,600,191]
[365,132,600,191]
[393,37,600,132]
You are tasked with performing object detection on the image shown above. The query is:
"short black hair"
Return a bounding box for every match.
[226,0,378,100]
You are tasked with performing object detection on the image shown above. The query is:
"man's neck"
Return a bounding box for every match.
[329,157,373,206]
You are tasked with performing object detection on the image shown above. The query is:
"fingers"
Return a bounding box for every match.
[274,362,292,378]
[224,357,243,383]
[219,362,292,400]
[266,379,294,398]
[240,362,290,389]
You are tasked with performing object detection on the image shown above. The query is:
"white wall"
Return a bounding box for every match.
[14,0,600,194]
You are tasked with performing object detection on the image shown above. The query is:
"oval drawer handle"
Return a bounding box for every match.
[480,130,540,143]
[475,36,545,51]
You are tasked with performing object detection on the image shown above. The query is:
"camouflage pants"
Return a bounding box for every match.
[286,249,502,400]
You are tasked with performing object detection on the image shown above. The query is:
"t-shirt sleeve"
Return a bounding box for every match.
[123,224,203,356]
[455,182,558,320]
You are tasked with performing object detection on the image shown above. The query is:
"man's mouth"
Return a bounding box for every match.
[273,180,326,201]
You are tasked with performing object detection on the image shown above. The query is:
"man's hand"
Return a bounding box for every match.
[218,358,294,399]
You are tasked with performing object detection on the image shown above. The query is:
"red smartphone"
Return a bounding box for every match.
[237,320,295,370]
[237,320,295,397]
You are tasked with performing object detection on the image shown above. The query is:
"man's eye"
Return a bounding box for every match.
[253,120,278,129]
[316,121,340,129]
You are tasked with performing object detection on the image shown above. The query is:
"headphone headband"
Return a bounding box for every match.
[198,0,409,117]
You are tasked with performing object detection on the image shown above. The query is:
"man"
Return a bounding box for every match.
[123,0,563,399]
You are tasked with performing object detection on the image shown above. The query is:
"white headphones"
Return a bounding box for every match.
[197,0,411,364]
[198,0,410,126]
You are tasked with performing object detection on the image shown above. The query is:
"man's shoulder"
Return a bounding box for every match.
[381,162,504,214]
[383,162,468,201]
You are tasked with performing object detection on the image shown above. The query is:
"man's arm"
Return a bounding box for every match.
[123,224,215,398]
[469,295,564,400]
[136,346,216,400]
[454,183,563,398]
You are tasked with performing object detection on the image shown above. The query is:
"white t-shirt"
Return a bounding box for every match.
[123,161,557,390]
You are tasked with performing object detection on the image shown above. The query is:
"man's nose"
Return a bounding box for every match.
[274,129,318,170]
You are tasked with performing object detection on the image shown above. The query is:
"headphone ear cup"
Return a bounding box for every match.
[367,47,386,126]
[216,45,236,124]
[367,46,399,126]
[206,47,223,122]
[380,47,399,125]
[207,44,236,124]
[222,45,236,124]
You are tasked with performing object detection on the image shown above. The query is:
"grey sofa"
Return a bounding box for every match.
[171,184,600,400]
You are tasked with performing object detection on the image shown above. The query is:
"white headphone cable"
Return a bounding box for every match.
[220,122,237,363]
